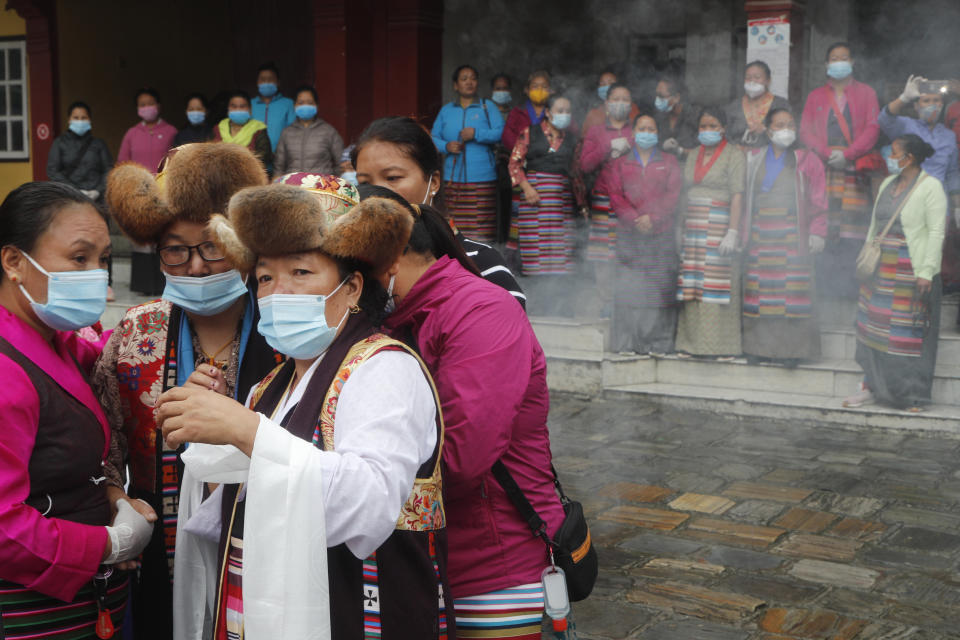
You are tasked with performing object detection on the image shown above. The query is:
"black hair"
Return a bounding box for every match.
[257,61,280,79]
[333,257,390,327]
[745,60,772,80]
[598,67,617,81]
[134,87,160,106]
[698,105,728,128]
[657,74,687,99]
[293,85,319,104]
[355,182,482,277]
[825,42,852,61]
[0,182,102,268]
[352,116,442,180]
[632,107,658,127]
[227,90,252,108]
[452,64,479,84]
[763,106,794,129]
[546,94,570,110]
[67,101,91,118]
[606,82,631,100]
[185,93,208,109]
[490,72,511,89]
[526,69,551,87]
[894,134,936,165]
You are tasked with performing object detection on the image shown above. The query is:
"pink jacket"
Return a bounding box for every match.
[741,147,828,252]
[608,149,683,235]
[799,80,880,162]
[0,307,109,601]
[579,120,634,195]
[384,256,564,599]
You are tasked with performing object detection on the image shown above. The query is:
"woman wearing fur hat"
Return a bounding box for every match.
[90,143,280,640]
[155,181,451,639]
[325,188,565,638]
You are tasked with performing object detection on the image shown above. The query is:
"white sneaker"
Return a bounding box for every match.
[842,385,875,408]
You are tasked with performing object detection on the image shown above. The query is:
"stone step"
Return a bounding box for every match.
[600,382,960,435]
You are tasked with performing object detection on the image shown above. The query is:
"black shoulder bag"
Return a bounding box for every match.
[491,460,598,601]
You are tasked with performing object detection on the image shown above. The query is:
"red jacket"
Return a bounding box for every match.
[502,104,534,154]
[383,256,564,599]
[800,80,880,162]
[579,121,634,195]
[608,149,682,235]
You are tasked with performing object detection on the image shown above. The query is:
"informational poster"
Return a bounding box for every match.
[747,15,790,99]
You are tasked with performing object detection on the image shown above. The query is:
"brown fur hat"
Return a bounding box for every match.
[321,197,415,275]
[213,183,354,273]
[105,143,267,245]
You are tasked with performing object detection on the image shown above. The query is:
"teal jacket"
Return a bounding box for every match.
[866,171,947,280]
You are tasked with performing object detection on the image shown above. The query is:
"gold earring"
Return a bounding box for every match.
[349,304,361,315]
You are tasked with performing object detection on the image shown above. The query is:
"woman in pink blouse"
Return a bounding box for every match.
[0,182,154,638]
[117,88,177,174]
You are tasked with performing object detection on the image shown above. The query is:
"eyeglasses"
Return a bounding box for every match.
[158,241,225,266]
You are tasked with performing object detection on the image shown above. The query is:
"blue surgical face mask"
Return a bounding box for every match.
[551,113,572,130]
[257,280,348,359]
[918,104,942,122]
[384,274,397,315]
[654,96,672,112]
[69,120,91,136]
[258,82,278,98]
[186,110,206,125]
[295,104,318,120]
[886,155,904,176]
[340,170,358,187]
[162,270,248,316]
[698,130,724,146]
[826,61,853,80]
[634,131,659,149]
[229,110,251,125]
[597,85,611,101]
[492,90,511,105]
[19,252,108,331]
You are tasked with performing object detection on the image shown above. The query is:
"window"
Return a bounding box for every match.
[0,39,28,160]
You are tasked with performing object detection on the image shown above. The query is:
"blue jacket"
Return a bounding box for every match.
[431,99,504,183]
[252,94,296,152]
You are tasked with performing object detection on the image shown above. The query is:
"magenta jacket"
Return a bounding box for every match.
[741,146,829,252]
[579,120,634,196]
[384,256,564,599]
[0,307,110,601]
[799,80,880,163]
[608,149,683,235]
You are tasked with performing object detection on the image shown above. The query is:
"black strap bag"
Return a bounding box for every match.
[491,461,598,601]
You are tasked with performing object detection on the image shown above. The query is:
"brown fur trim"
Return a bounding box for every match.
[321,197,414,274]
[227,184,330,258]
[105,143,267,244]
[105,163,171,245]
[207,214,256,274]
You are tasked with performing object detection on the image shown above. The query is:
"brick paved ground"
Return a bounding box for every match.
[545,394,960,639]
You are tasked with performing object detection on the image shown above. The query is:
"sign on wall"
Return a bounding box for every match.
[747,15,790,99]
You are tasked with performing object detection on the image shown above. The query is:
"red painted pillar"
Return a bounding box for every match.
[313,0,348,139]
[384,0,443,128]
[8,0,57,181]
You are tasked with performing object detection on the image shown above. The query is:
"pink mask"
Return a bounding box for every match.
[138,105,159,122]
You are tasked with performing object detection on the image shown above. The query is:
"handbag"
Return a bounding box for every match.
[491,460,598,601]
[855,175,926,282]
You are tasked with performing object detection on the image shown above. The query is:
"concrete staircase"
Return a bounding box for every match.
[532,297,960,435]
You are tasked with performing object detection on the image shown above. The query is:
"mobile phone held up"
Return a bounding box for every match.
[919,80,949,95]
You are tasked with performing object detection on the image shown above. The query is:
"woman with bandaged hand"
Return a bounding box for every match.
[0,182,155,638]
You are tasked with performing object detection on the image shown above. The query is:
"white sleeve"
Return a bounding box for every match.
[325,350,437,558]
[248,350,437,560]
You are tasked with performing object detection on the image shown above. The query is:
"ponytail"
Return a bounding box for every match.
[409,203,482,276]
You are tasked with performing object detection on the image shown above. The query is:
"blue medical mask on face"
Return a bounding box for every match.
[257,279,349,359]
[551,113,572,130]
[340,170,358,187]
[826,61,853,80]
[698,130,723,146]
[229,110,251,125]
[654,96,671,112]
[258,82,278,98]
[886,155,904,175]
[162,270,248,316]
[918,104,942,122]
[295,104,318,120]
[597,85,611,101]
[634,131,659,149]
[19,252,108,331]
[69,120,91,136]
[492,90,511,105]
[186,110,206,125]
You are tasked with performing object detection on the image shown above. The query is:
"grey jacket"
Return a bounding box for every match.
[46,131,113,194]
[274,118,344,175]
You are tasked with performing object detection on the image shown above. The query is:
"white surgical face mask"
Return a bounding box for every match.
[744,82,766,99]
[384,274,397,315]
[770,129,796,148]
